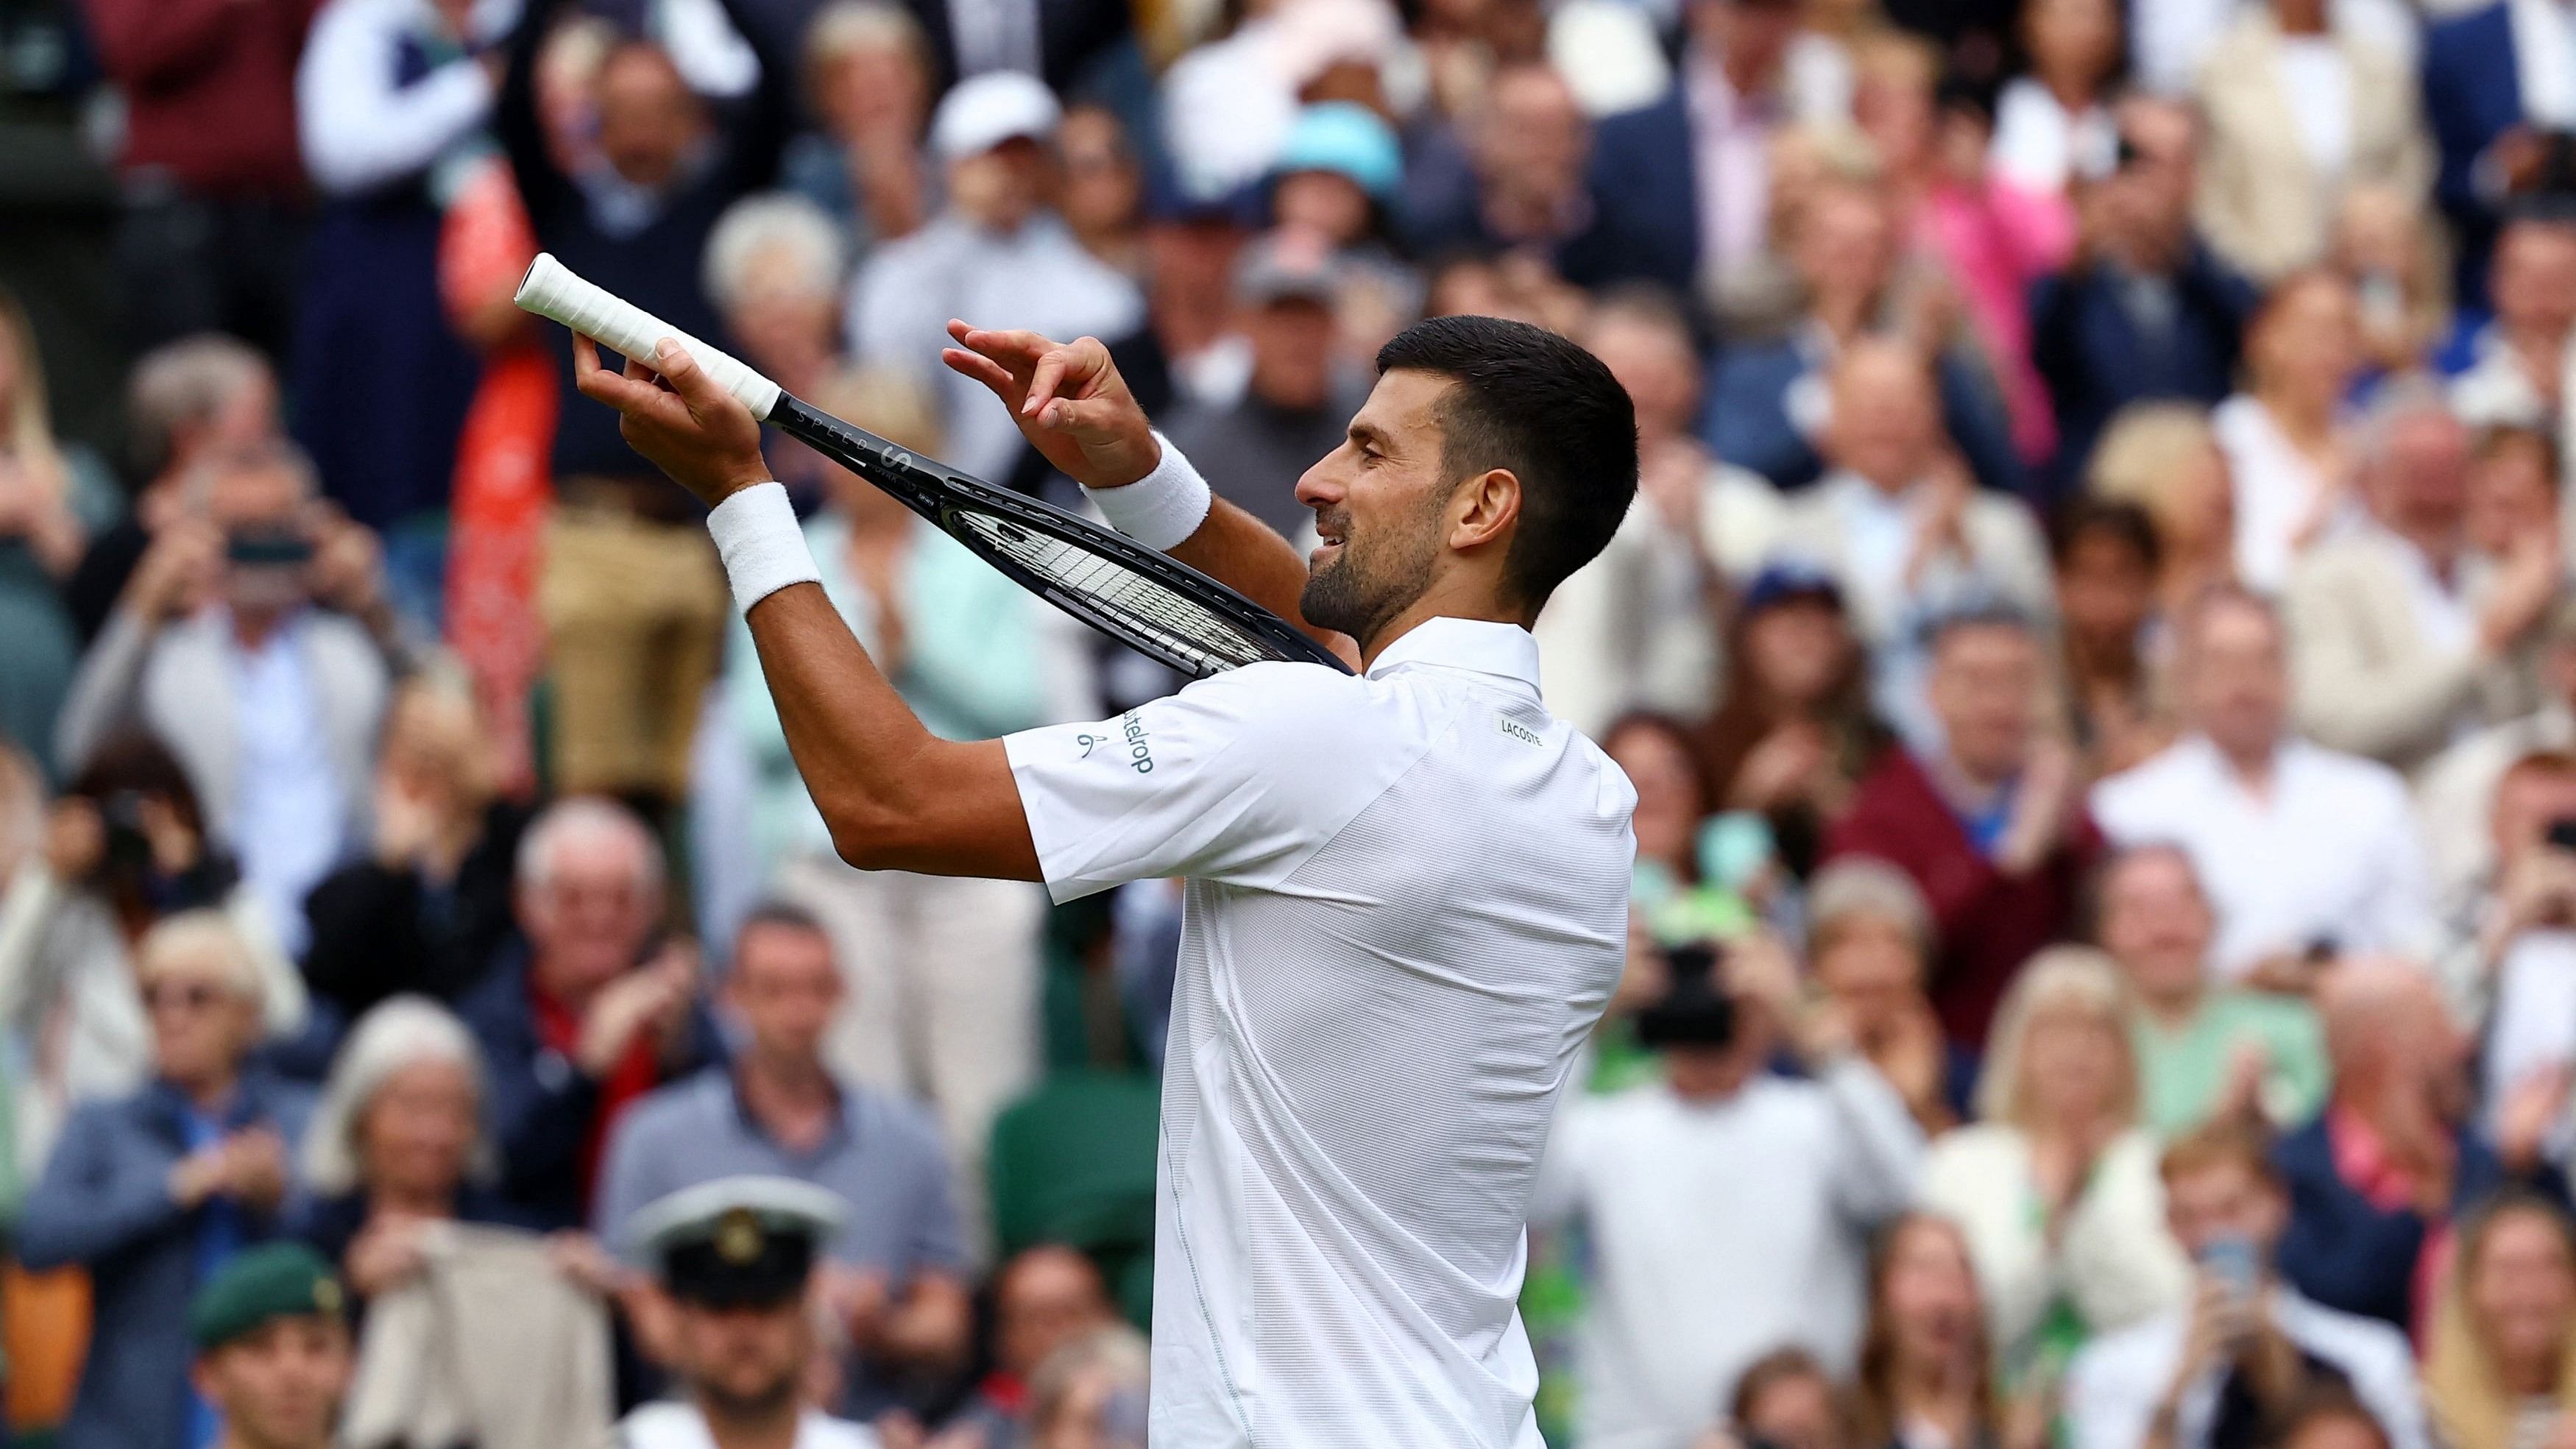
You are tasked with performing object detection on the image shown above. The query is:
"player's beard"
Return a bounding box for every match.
[1298,492,1448,649]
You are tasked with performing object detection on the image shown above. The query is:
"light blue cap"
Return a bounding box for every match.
[1273,102,1403,200]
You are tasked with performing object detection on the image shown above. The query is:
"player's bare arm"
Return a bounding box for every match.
[941,323,1363,670]
[572,333,1039,881]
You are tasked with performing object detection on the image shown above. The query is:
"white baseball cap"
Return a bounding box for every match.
[930,71,1064,163]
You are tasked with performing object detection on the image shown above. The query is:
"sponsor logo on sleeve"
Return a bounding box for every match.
[1077,713,1158,773]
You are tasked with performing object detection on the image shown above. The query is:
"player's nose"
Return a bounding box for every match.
[1293,458,1342,511]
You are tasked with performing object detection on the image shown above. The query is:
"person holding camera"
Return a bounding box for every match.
[2451,752,2576,1152]
[0,732,306,1180]
[2063,1120,2430,1449]
[52,438,406,959]
[1532,933,1927,1449]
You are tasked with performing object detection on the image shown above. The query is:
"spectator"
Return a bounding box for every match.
[2286,381,2555,776]
[1701,179,2021,497]
[2090,586,2435,987]
[1605,713,1747,949]
[2095,844,2329,1138]
[54,439,401,957]
[19,911,315,1449]
[1158,233,1374,542]
[780,0,935,252]
[64,335,281,643]
[80,0,316,360]
[727,369,1045,1192]
[1989,0,2122,197]
[0,734,307,1177]
[1541,288,1780,736]
[2085,404,2240,620]
[2274,960,2567,1336]
[1021,1322,1151,1449]
[1922,948,2192,1382]
[1825,606,2101,1048]
[1563,0,1841,299]
[0,288,116,775]
[595,903,972,1403]
[2446,210,2576,440]
[849,70,1145,486]
[300,675,526,1022]
[1060,104,1144,278]
[2190,0,2430,287]
[2031,96,2260,492]
[2468,423,2561,564]
[1693,566,1884,882]
[455,796,721,1229]
[2053,497,2173,776]
[1532,935,1925,1449]
[2421,601,2576,902]
[704,193,854,504]
[2276,1390,2402,1449]
[187,1244,356,1449]
[1404,63,1594,262]
[2332,185,2454,378]
[946,1244,1120,1449]
[1846,1214,2025,1449]
[2440,751,2576,1092]
[495,0,792,817]
[2062,1120,2434,1449]
[2421,1,2576,303]
[1704,1347,1847,1449]
[289,0,496,536]
[2211,271,2365,596]
[286,996,524,1294]
[1766,339,2053,742]
[2423,1193,2576,1449]
[1806,857,1968,1135]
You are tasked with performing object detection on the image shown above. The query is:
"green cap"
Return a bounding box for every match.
[188,1244,347,1350]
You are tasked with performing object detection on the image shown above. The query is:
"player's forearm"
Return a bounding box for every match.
[743,584,1040,879]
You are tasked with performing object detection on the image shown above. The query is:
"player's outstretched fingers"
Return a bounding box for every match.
[941,346,1019,400]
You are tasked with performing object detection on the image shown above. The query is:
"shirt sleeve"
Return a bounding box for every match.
[1000,662,1393,903]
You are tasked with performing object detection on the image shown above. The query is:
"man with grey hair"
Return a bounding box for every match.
[2285,378,2556,776]
[456,796,721,1229]
[54,440,403,955]
[704,193,850,408]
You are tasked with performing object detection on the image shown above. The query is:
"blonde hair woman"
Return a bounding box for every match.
[2087,403,2237,618]
[0,288,119,773]
[1919,947,2191,1386]
[2424,1194,2576,1449]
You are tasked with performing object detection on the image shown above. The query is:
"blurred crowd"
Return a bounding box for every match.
[15,0,2576,1444]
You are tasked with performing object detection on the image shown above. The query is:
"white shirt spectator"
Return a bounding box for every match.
[2212,394,2360,595]
[2129,0,2416,99]
[2417,703,2576,901]
[1990,76,2117,194]
[1001,617,1636,1449]
[296,0,499,196]
[2483,931,2576,1138]
[848,211,1144,485]
[2091,735,2436,979]
[2064,1288,2433,1449]
[2514,0,2576,131]
[1532,1062,1925,1449]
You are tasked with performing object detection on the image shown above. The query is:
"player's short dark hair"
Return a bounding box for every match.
[1375,315,1639,613]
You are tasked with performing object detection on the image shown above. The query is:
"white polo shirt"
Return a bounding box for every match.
[1002,617,1638,1448]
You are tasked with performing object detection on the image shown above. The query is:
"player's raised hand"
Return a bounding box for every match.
[941,323,1160,489]
[573,333,773,507]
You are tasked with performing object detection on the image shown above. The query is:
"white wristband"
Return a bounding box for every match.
[1082,433,1213,552]
[705,482,820,614]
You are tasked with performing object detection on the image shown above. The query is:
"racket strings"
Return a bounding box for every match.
[954,511,1275,674]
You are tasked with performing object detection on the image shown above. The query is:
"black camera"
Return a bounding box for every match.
[1635,940,1735,1051]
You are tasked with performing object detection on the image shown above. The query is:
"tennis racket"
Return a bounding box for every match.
[514,253,1352,679]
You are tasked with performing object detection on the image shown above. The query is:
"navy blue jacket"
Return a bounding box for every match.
[2271,1110,2569,1334]
[17,1073,316,1449]
[1560,88,1698,294]
[2029,244,2259,492]
[1701,333,2027,498]
[2422,3,2525,305]
[455,953,726,1230]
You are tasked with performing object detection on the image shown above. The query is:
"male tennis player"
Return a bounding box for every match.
[572,311,1640,1447]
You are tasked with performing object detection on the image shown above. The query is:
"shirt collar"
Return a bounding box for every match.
[1364,617,1543,695]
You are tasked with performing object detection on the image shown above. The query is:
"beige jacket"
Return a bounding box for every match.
[2193,10,2433,283]
[2284,532,2538,779]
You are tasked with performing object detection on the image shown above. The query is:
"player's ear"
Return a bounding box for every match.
[1446,467,1522,553]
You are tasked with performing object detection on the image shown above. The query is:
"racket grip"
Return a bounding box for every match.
[514,252,784,419]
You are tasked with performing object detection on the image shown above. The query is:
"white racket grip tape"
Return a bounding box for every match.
[514,252,785,419]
